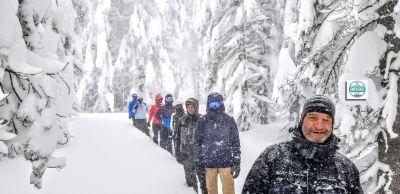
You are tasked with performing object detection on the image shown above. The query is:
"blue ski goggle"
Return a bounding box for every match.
[165,96,173,102]
[208,101,221,109]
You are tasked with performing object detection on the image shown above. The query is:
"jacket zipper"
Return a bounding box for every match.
[306,161,310,194]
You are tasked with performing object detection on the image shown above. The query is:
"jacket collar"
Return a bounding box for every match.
[291,127,339,161]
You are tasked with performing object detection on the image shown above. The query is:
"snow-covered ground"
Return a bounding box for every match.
[0,113,289,194]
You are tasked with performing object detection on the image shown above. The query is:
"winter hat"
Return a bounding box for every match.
[132,93,138,98]
[206,92,225,112]
[299,94,335,128]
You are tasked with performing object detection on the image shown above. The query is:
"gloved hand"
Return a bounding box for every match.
[147,122,151,128]
[231,159,240,179]
[128,115,131,119]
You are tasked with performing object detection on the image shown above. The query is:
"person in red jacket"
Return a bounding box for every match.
[148,93,163,145]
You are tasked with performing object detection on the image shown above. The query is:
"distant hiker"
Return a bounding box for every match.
[148,93,163,145]
[172,102,185,156]
[156,94,175,154]
[242,94,364,194]
[134,96,149,136]
[128,93,138,125]
[193,92,241,194]
[175,98,206,194]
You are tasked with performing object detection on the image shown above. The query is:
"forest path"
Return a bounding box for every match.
[0,113,194,194]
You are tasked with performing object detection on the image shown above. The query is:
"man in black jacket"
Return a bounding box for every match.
[172,102,185,157]
[193,92,241,194]
[175,98,207,194]
[242,94,364,194]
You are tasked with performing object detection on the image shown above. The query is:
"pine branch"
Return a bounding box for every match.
[8,73,22,102]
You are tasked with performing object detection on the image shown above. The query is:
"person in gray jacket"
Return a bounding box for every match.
[134,96,149,136]
[175,98,206,194]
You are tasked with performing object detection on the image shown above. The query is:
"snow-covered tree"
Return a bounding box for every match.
[77,0,114,112]
[274,0,400,192]
[0,0,83,189]
[111,0,202,109]
[193,0,282,130]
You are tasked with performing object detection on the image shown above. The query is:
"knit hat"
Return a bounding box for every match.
[299,94,335,128]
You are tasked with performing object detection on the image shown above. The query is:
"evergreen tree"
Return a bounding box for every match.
[194,0,280,130]
[0,0,83,189]
[274,0,400,192]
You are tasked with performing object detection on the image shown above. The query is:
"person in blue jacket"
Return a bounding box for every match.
[193,92,241,194]
[128,93,138,125]
[156,94,175,154]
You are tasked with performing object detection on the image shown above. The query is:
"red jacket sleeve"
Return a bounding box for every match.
[148,105,155,123]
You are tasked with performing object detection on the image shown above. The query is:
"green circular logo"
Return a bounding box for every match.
[349,81,366,98]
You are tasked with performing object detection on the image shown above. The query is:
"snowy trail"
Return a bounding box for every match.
[0,113,288,194]
[0,113,196,194]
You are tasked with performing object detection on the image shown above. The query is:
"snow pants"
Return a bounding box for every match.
[181,155,207,194]
[205,167,235,194]
[152,124,162,145]
[131,117,135,126]
[196,163,207,194]
[160,126,173,154]
[134,119,149,136]
[183,158,197,188]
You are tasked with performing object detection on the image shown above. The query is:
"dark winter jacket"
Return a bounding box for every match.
[156,102,175,129]
[172,104,185,132]
[176,113,201,157]
[193,110,241,168]
[242,129,363,194]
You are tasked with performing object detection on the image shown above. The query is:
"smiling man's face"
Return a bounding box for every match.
[302,112,333,143]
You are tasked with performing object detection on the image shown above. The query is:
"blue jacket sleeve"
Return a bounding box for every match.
[128,101,134,116]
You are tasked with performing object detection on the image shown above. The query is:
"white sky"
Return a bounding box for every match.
[0,113,289,194]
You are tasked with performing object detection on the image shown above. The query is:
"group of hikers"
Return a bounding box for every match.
[128,92,240,194]
[128,93,364,194]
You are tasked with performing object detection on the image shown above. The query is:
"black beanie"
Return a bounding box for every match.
[299,94,335,128]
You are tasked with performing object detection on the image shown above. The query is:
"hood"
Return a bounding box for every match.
[185,98,199,114]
